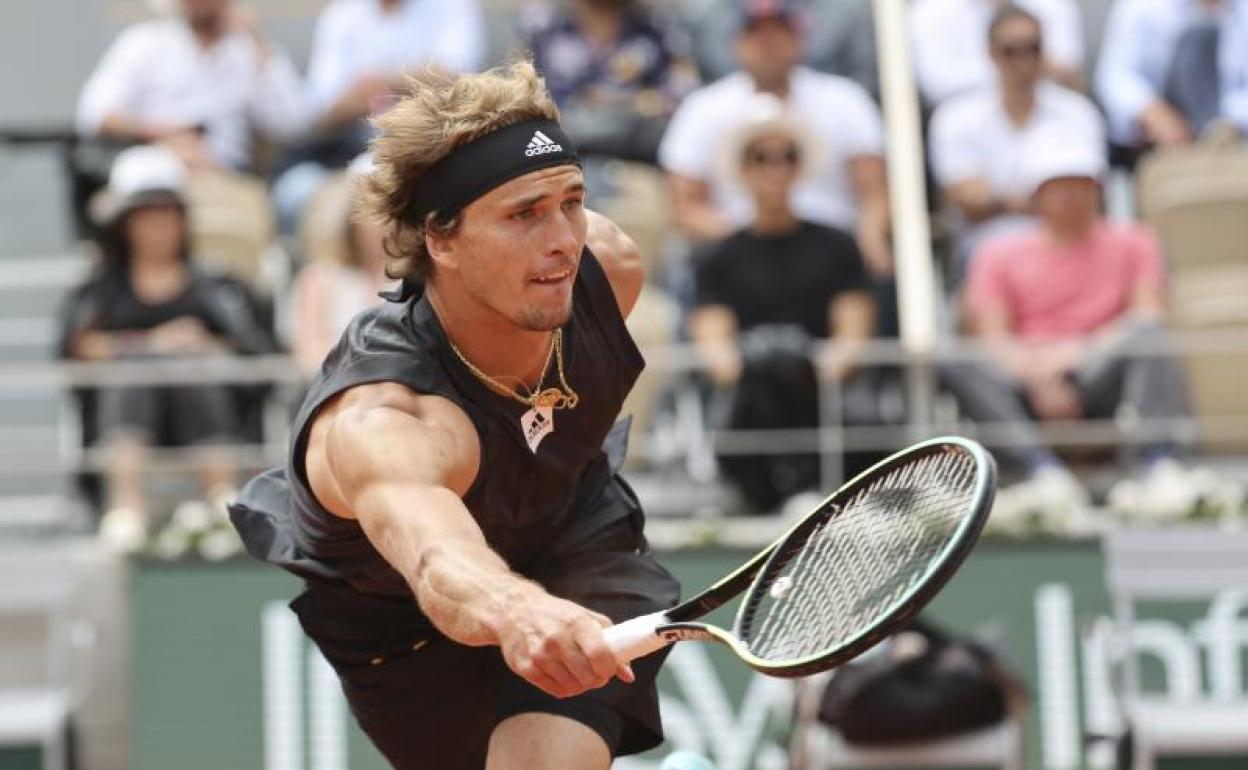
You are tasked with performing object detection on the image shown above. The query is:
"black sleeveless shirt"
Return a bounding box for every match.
[231,249,644,599]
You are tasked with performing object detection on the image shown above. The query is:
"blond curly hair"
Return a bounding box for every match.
[359,59,561,282]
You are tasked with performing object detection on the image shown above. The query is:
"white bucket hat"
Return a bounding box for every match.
[91,144,188,225]
[715,92,823,186]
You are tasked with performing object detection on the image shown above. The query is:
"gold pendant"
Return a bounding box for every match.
[533,388,567,410]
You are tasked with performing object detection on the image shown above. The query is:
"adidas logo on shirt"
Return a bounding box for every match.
[525,130,563,157]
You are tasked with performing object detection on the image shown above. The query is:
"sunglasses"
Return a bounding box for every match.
[744,147,801,167]
[996,40,1042,59]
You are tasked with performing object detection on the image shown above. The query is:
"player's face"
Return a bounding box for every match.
[442,166,588,332]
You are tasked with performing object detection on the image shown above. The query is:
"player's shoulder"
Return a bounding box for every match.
[306,381,480,508]
[586,209,638,258]
[325,381,471,438]
[584,210,645,314]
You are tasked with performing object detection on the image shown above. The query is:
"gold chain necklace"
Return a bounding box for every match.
[448,328,580,410]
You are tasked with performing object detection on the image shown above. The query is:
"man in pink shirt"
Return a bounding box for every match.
[946,136,1193,520]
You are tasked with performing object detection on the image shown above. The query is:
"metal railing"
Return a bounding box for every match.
[0,329,1245,492]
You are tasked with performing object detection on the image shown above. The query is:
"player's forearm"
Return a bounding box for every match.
[414,542,546,647]
[355,487,534,647]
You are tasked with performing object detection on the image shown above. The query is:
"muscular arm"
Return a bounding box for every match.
[585,209,645,319]
[305,383,630,697]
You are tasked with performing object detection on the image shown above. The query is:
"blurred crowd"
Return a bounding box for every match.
[56,0,1248,550]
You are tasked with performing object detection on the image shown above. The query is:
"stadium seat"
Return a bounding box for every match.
[184,170,280,294]
[1137,127,1248,451]
[0,546,95,770]
[1101,527,1248,770]
[789,671,1024,770]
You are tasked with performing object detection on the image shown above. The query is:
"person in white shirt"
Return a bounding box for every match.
[76,0,307,172]
[929,3,1105,266]
[659,0,892,279]
[909,0,1085,106]
[306,0,485,135]
[682,0,881,98]
[1095,0,1248,149]
[272,0,486,233]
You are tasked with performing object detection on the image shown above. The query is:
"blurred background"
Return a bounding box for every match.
[1,0,1247,768]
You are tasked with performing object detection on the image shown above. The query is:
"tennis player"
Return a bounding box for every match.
[229,60,679,769]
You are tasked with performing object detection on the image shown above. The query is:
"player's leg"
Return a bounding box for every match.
[486,712,611,770]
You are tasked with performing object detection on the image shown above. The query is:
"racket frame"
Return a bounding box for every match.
[604,436,996,674]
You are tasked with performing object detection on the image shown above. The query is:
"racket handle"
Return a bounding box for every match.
[602,610,671,664]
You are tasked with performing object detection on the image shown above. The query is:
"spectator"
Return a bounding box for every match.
[522,0,699,164]
[76,0,307,172]
[1095,0,1248,152]
[273,0,485,231]
[909,0,1085,107]
[682,0,881,98]
[58,146,276,552]
[690,96,875,511]
[305,0,483,143]
[660,0,892,282]
[289,156,387,376]
[929,4,1105,268]
[943,136,1196,519]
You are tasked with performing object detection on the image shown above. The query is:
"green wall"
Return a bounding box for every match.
[120,541,1247,770]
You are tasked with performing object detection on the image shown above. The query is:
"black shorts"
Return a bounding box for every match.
[289,478,680,770]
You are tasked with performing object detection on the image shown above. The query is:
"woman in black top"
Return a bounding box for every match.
[59,145,274,550]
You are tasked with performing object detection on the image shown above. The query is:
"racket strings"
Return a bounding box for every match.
[742,449,980,663]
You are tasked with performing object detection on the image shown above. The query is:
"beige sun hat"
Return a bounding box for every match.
[90,144,188,226]
[715,92,824,186]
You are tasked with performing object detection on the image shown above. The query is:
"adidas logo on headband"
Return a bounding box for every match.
[525,130,563,157]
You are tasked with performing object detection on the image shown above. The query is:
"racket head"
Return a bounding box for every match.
[728,436,996,677]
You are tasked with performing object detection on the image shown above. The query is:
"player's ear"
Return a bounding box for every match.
[425,229,459,271]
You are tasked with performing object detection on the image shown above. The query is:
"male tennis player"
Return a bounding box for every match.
[229,60,679,769]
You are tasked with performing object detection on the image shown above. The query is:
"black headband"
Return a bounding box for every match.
[405,119,580,224]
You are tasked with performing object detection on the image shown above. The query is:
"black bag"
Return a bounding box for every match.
[715,325,821,512]
[817,618,1022,746]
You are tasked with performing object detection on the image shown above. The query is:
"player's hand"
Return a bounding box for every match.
[496,587,635,699]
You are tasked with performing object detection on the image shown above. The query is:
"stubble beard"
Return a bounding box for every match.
[515,296,573,332]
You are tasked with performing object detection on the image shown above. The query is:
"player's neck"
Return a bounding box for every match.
[425,282,555,387]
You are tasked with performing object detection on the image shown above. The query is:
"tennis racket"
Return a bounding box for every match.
[603,436,996,677]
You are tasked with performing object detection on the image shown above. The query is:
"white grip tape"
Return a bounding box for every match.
[602,610,671,664]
